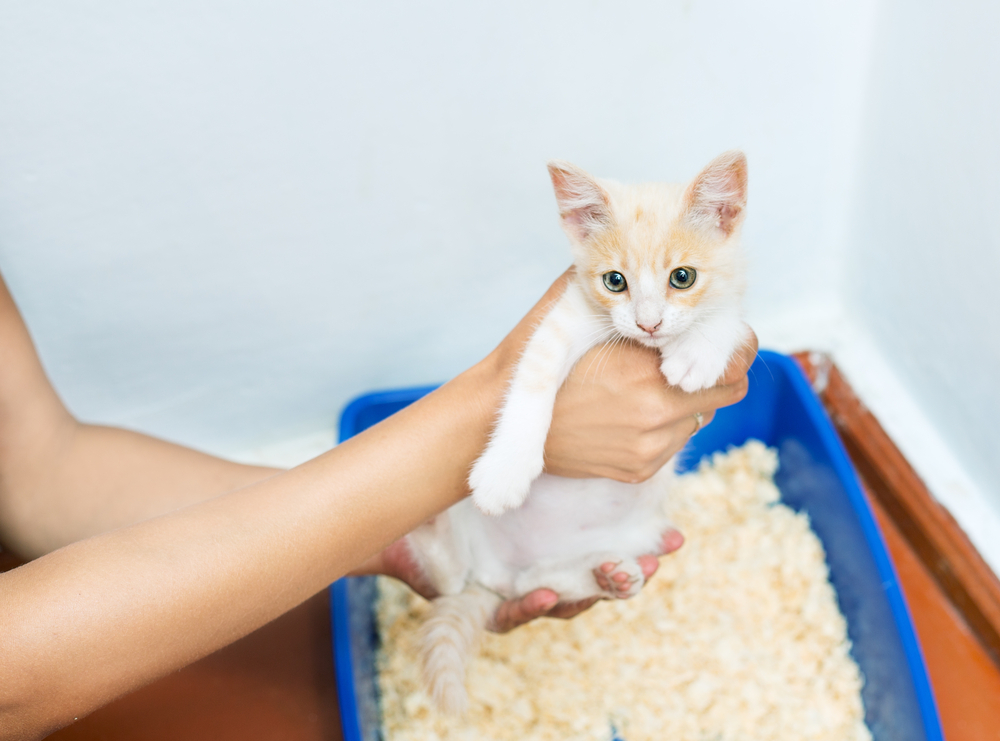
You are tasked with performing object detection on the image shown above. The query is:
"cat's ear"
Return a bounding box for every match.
[547,160,613,243]
[681,150,748,238]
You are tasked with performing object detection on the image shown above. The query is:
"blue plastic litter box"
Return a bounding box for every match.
[330,350,943,741]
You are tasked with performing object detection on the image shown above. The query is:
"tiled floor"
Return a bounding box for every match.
[868,495,1000,740]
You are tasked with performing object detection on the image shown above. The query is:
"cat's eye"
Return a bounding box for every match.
[602,271,627,293]
[669,267,697,290]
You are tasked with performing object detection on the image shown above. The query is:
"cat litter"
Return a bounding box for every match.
[372,441,871,741]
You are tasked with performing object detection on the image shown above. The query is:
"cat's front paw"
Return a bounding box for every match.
[469,445,538,516]
[660,343,730,393]
[593,557,644,599]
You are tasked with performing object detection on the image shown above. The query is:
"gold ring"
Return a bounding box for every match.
[692,412,704,435]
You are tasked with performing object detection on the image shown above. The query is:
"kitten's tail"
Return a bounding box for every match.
[419,585,501,715]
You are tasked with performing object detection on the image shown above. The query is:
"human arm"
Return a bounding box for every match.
[0,271,603,633]
[0,286,532,739]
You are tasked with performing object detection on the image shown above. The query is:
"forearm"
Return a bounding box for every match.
[0,354,503,740]
[0,272,280,558]
[1,422,281,559]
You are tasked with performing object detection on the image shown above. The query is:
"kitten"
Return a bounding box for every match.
[407,151,749,713]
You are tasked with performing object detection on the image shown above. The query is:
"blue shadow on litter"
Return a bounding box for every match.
[330,351,942,741]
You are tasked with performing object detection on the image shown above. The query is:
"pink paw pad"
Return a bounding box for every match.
[593,558,644,599]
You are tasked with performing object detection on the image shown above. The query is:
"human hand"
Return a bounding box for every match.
[488,528,685,633]
[368,529,684,633]
[544,326,758,482]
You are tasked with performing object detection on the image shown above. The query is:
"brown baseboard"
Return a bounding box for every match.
[793,351,1000,670]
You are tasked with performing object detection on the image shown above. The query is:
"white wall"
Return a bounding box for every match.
[845,0,1000,513]
[0,1,875,455]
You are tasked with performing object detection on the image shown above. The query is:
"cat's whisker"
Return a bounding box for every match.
[581,333,619,384]
[597,333,627,378]
[592,333,626,383]
[605,336,630,381]
[730,334,765,378]
[579,324,617,345]
[583,324,618,381]
[575,327,620,383]
[691,327,724,356]
[725,337,757,375]
[581,334,617,384]
[751,352,774,383]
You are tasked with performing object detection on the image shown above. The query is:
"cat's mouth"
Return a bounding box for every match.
[630,330,665,348]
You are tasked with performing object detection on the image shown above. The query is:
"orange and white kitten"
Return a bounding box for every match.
[407,151,749,713]
[470,150,749,516]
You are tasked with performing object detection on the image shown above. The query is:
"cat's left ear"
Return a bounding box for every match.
[681,150,748,239]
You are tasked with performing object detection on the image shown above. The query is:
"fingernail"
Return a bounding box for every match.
[638,555,659,578]
[660,529,685,554]
[537,593,558,611]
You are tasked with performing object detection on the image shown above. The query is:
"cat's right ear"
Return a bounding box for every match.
[547,161,613,244]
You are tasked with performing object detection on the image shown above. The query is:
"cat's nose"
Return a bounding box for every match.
[636,320,662,335]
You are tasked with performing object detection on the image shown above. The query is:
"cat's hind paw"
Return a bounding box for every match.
[593,556,644,600]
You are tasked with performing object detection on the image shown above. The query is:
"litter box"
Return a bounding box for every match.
[329,350,943,741]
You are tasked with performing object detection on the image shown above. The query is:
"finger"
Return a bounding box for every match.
[719,325,759,386]
[659,528,685,554]
[637,554,660,580]
[694,409,716,434]
[490,589,559,633]
[545,597,600,620]
[636,528,685,580]
[631,409,716,479]
[659,364,750,420]
[658,381,738,420]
